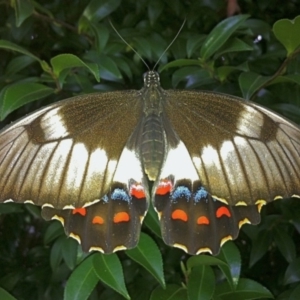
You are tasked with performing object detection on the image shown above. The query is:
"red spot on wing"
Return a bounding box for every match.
[216,206,231,218]
[130,183,146,199]
[92,216,104,224]
[72,208,86,216]
[156,179,172,195]
[172,209,188,222]
[197,216,210,225]
[114,212,130,223]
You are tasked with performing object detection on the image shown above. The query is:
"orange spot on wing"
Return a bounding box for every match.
[216,206,231,218]
[197,216,210,225]
[131,184,146,199]
[114,212,130,223]
[72,208,86,216]
[92,216,104,224]
[156,180,172,195]
[172,209,188,222]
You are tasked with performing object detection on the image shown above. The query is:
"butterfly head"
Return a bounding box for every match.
[143,71,160,88]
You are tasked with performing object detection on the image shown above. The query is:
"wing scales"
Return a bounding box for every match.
[0,91,143,208]
[164,90,300,204]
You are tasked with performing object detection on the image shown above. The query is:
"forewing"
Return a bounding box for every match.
[163,90,300,204]
[0,91,143,209]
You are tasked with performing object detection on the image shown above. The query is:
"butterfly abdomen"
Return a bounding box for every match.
[140,114,165,181]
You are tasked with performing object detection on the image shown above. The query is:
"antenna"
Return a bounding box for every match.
[109,20,150,71]
[109,19,186,71]
[153,19,186,70]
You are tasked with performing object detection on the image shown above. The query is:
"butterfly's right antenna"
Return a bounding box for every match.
[109,20,151,71]
[152,19,186,70]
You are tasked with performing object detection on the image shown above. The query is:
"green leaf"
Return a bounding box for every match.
[50,54,100,84]
[0,82,54,120]
[150,284,187,300]
[215,278,274,299]
[215,38,253,57]
[62,238,79,270]
[0,287,17,300]
[144,204,161,238]
[5,55,36,76]
[289,284,300,300]
[187,265,215,300]
[90,23,110,52]
[171,67,212,88]
[93,253,130,299]
[50,236,64,271]
[238,72,271,99]
[249,230,272,268]
[273,16,300,56]
[126,233,165,287]
[271,74,300,86]
[83,0,121,22]
[148,0,164,25]
[64,254,99,300]
[0,40,41,63]
[200,14,250,60]
[186,34,206,58]
[217,61,249,82]
[284,257,300,285]
[273,226,296,263]
[217,242,241,288]
[43,220,64,245]
[98,54,123,80]
[12,0,34,27]
[0,203,24,214]
[187,255,228,270]
[160,59,201,72]
[187,255,234,289]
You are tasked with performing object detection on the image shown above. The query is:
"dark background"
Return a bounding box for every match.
[1,0,300,299]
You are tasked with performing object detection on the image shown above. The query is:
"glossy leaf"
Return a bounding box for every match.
[284,257,300,285]
[64,255,99,300]
[217,242,241,288]
[126,233,165,287]
[93,253,130,299]
[187,265,215,300]
[215,278,274,299]
[150,284,187,300]
[273,16,300,56]
[0,82,54,120]
[50,54,100,83]
[0,288,17,300]
[273,226,296,263]
[12,0,34,27]
[83,0,121,22]
[238,72,271,99]
[0,40,41,63]
[4,55,36,76]
[200,14,250,60]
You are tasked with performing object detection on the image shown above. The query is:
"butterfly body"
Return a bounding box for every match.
[1,71,300,254]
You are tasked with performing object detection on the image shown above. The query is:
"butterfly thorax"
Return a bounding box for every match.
[139,71,166,181]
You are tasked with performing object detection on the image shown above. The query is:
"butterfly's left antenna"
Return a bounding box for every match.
[109,20,151,71]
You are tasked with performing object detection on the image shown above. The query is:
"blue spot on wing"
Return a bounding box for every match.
[111,188,131,202]
[171,186,192,201]
[102,195,109,203]
[194,187,209,202]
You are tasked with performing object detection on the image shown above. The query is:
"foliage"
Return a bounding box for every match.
[1,0,300,299]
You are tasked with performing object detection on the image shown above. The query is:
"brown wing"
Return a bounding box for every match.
[163,90,300,205]
[0,91,143,209]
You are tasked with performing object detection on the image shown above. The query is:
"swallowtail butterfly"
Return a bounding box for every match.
[0,71,299,255]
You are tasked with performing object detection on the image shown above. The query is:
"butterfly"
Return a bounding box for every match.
[0,70,299,255]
